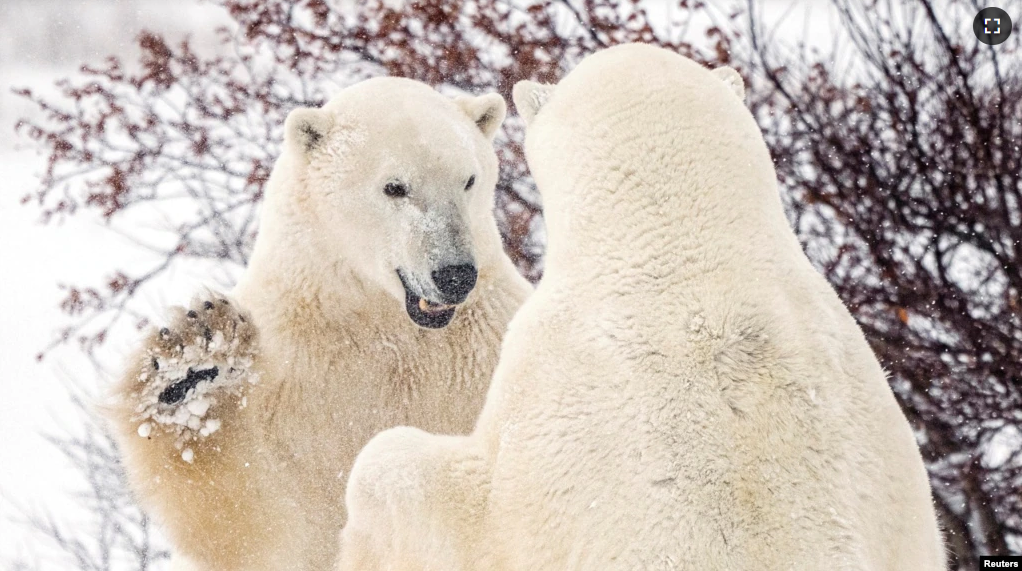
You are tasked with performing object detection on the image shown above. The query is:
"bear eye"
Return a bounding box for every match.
[383,181,408,198]
[464,175,476,191]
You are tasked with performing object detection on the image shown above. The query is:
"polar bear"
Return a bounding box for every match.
[106,77,532,571]
[335,44,947,571]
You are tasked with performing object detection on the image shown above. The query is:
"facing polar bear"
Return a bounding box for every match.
[106,77,532,571]
[336,44,946,571]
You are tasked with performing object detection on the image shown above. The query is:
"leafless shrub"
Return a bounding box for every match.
[738,0,1022,567]
[9,399,169,571]
[15,0,724,357]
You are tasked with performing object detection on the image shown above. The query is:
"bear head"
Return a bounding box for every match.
[510,44,786,278]
[281,77,506,328]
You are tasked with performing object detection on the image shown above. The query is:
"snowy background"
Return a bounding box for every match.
[0,1,230,566]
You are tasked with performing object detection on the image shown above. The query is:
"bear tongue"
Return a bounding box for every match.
[418,298,454,314]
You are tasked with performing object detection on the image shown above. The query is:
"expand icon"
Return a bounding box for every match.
[974,7,1013,45]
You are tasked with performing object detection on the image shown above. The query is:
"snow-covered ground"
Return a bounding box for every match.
[0,1,229,565]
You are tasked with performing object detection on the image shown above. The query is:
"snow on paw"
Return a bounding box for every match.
[131,293,259,459]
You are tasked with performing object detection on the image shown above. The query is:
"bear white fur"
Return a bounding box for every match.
[106,77,532,571]
[336,44,947,570]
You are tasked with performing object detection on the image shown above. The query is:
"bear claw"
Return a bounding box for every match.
[129,292,259,452]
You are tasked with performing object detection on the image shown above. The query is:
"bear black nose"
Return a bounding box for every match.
[432,264,478,304]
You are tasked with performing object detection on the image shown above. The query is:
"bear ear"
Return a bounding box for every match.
[457,93,507,140]
[512,80,555,126]
[284,107,334,157]
[711,66,745,102]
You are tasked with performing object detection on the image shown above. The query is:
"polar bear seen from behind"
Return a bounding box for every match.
[336,44,946,571]
[107,77,532,571]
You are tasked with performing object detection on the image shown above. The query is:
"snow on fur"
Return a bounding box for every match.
[131,295,258,457]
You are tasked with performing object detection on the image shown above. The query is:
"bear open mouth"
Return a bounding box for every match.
[397,271,458,329]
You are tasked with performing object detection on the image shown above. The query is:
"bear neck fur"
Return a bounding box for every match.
[537,134,805,301]
[530,53,809,306]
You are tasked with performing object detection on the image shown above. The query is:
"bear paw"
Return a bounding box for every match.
[129,293,259,459]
